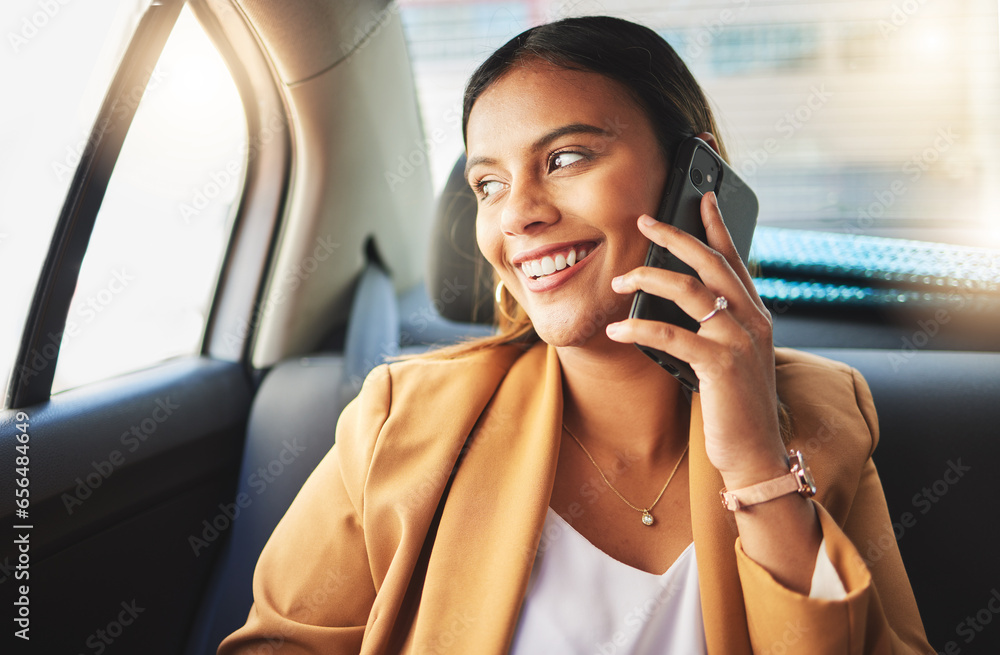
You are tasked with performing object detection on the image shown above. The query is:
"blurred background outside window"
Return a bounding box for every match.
[397,0,1000,248]
[0,3,246,399]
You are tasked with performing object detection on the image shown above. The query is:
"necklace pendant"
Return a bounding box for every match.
[641,511,654,526]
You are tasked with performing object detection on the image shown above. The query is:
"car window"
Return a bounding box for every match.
[397,0,1000,250]
[48,6,247,393]
[0,0,147,401]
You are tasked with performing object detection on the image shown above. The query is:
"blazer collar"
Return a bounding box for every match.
[405,342,751,654]
[409,342,562,653]
[688,394,753,654]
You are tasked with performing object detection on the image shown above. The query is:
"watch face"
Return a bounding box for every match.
[790,450,817,496]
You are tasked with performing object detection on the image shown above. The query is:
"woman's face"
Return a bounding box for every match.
[466,61,669,347]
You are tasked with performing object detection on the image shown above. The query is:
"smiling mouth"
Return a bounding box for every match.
[517,244,594,280]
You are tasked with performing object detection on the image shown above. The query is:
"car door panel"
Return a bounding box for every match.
[1,357,251,652]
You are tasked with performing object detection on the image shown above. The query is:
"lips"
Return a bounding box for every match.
[514,242,595,280]
[512,241,600,293]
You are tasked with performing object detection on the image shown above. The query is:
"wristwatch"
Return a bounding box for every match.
[720,449,816,511]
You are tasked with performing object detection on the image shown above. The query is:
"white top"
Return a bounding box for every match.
[510,507,846,654]
[509,508,708,654]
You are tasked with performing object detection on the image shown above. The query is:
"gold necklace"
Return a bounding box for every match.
[563,423,688,527]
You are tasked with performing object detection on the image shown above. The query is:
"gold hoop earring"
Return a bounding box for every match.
[495,281,517,323]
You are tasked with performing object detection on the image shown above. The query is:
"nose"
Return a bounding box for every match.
[499,178,560,236]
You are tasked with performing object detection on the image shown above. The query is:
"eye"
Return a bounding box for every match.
[550,151,585,171]
[474,179,505,199]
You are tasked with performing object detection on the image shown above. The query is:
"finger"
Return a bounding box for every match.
[699,192,767,314]
[611,267,740,332]
[606,316,708,364]
[605,317,735,383]
[637,211,752,310]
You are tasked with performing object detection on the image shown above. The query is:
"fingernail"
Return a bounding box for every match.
[611,275,624,289]
[606,323,621,337]
[638,214,657,227]
[709,191,719,207]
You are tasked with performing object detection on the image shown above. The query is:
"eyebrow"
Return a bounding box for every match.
[464,123,613,179]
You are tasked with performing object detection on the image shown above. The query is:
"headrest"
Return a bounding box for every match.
[426,154,496,324]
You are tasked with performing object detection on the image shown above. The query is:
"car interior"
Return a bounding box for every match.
[2,0,999,653]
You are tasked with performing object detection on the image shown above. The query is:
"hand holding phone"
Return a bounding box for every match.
[628,136,758,392]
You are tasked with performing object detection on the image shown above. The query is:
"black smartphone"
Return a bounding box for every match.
[628,136,759,392]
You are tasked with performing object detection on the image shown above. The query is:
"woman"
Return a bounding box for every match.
[221,16,932,654]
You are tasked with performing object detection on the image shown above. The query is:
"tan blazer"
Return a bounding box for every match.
[220,343,933,654]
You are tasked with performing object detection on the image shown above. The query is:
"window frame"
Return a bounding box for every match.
[4,0,293,408]
[5,0,185,409]
[191,0,293,370]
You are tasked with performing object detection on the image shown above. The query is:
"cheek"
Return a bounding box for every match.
[475,214,503,270]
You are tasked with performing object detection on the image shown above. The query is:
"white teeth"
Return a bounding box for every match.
[521,246,591,279]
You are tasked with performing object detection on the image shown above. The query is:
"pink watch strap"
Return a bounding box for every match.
[720,473,800,510]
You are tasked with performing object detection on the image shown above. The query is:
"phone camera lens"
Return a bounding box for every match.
[691,169,704,186]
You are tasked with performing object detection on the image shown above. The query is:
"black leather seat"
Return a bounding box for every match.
[184,261,400,653]
[810,348,1000,650]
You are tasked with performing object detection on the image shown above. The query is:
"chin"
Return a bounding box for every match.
[529,299,630,348]
[535,327,592,348]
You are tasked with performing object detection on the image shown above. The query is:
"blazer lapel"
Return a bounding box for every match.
[360,345,526,654]
[689,393,754,654]
[387,347,755,653]
[405,343,564,653]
